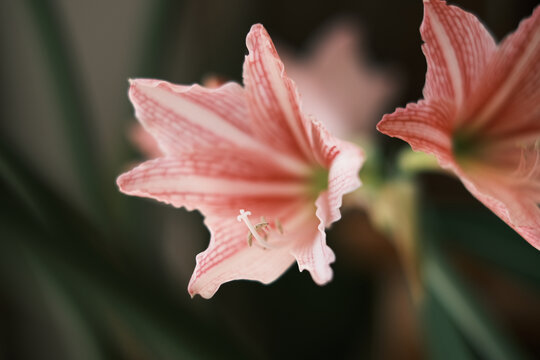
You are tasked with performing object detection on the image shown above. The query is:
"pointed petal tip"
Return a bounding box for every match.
[249,23,265,32]
[116,172,129,192]
[375,115,388,133]
[248,23,267,38]
[376,112,397,136]
[300,264,334,285]
[423,0,446,6]
[246,23,276,54]
[187,281,218,299]
[128,78,158,101]
[374,114,393,142]
[116,170,142,196]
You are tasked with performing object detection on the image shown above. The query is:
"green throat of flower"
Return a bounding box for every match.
[309,166,329,198]
[452,130,483,167]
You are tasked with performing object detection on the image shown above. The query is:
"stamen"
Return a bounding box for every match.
[275,219,283,234]
[237,209,285,249]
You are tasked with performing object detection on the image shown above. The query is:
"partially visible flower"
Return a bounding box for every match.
[378,1,540,248]
[280,20,397,139]
[117,24,364,298]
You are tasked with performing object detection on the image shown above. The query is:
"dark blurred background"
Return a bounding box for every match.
[1,0,539,359]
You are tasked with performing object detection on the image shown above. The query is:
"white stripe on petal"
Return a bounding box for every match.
[134,81,310,175]
[475,29,540,128]
[427,6,464,107]
[121,173,307,197]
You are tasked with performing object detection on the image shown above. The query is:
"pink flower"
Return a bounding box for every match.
[280,20,397,139]
[377,1,540,249]
[117,24,364,298]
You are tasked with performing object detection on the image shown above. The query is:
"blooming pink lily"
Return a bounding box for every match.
[377,1,540,249]
[117,24,364,298]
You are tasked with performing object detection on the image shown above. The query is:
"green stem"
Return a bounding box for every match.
[397,147,441,175]
[420,289,474,360]
[22,0,104,225]
[424,245,530,360]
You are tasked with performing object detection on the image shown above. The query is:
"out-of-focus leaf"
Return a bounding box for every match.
[21,0,105,224]
[415,173,533,360]
[0,144,48,227]
[0,140,105,245]
[0,222,106,360]
[423,244,530,360]
[433,206,540,288]
[0,182,249,360]
[420,289,474,360]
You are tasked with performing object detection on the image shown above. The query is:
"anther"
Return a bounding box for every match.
[237,209,285,249]
[237,209,275,249]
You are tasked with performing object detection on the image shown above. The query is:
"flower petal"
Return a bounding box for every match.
[117,152,306,215]
[377,100,455,168]
[469,6,540,138]
[287,122,363,285]
[461,173,540,250]
[188,215,296,298]
[312,121,365,225]
[421,0,496,107]
[290,218,336,285]
[129,78,309,175]
[129,79,249,154]
[243,24,314,162]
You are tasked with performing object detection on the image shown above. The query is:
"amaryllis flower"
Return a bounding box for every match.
[377,1,540,249]
[280,20,397,139]
[117,24,364,298]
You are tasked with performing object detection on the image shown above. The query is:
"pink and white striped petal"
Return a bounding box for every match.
[469,6,540,138]
[287,125,364,285]
[243,24,314,163]
[129,79,251,154]
[188,215,296,298]
[117,154,307,215]
[377,100,455,168]
[461,173,540,250]
[291,219,336,285]
[421,0,496,108]
[314,125,365,224]
[129,78,309,176]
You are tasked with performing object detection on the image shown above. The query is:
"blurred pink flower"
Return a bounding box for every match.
[117,24,364,298]
[280,20,397,138]
[378,1,540,249]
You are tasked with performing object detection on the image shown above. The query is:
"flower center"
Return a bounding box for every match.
[237,209,285,249]
[452,131,476,159]
[452,130,488,168]
[309,166,329,198]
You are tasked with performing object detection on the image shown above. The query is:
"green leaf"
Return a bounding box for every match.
[433,206,540,287]
[21,0,106,225]
[420,289,474,360]
[423,245,531,360]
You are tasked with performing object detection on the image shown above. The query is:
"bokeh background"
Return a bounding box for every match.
[1,0,539,359]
